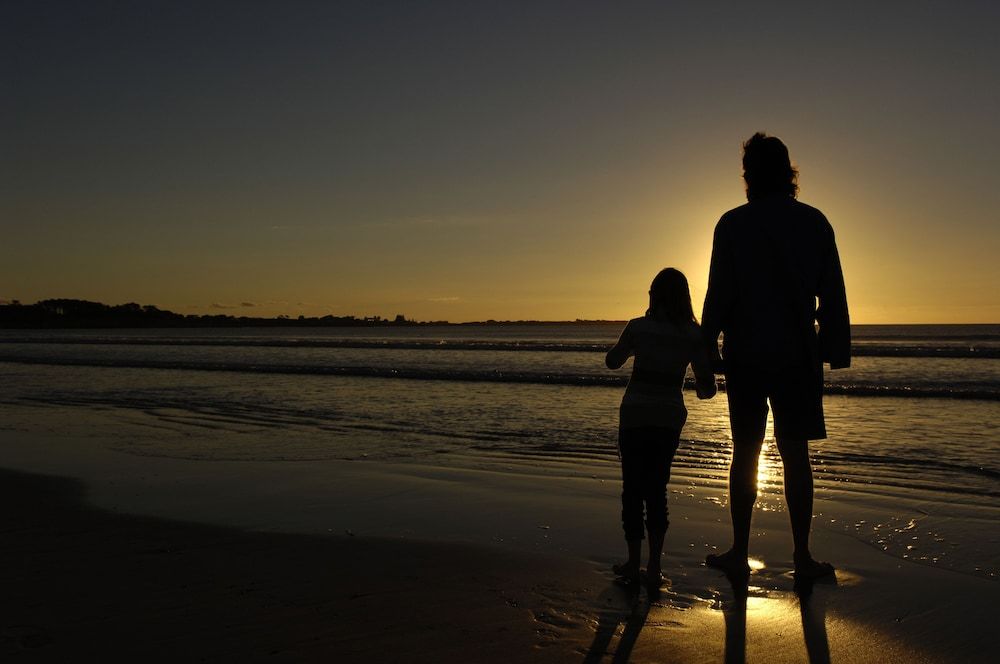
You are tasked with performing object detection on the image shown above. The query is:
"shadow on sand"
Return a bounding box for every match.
[583,579,649,663]
[721,571,836,664]
[582,568,837,663]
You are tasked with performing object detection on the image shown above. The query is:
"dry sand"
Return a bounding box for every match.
[1,432,996,662]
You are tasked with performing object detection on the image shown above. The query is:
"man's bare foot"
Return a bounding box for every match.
[793,556,835,581]
[645,568,665,589]
[705,549,751,578]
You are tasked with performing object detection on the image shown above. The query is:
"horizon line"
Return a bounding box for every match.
[1,299,998,327]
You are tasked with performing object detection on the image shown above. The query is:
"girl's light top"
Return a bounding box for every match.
[608,316,717,430]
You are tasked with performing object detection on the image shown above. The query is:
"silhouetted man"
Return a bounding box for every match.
[702,132,850,582]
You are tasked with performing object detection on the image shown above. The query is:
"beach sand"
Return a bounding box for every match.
[1,431,996,663]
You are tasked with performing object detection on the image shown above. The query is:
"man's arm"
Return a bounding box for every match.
[816,224,851,369]
[701,218,733,364]
[690,329,718,399]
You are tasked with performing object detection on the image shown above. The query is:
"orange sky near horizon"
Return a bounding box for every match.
[5,2,999,324]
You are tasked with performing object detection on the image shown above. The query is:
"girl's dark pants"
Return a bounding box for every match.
[619,426,680,541]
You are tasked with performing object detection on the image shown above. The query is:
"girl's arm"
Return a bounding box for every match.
[605,321,634,370]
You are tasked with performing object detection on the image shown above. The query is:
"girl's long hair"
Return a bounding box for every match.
[648,268,697,325]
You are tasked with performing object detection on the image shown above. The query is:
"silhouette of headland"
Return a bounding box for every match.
[0,299,624,329]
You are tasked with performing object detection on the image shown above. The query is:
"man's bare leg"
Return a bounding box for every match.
[776,437,833,579]
[707,437,763,576]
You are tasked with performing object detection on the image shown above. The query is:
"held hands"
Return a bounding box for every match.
[696,376,718,400]
[694,338,721,399]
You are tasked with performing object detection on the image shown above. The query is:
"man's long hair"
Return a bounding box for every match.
[742,132,799,201]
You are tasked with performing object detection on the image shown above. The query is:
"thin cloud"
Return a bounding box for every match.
[363,216,487,229]
[210,303,238,309]
[428,296,461,303]
[240,302,258,308]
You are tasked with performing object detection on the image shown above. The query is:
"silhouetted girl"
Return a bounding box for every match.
[606,268,717,587]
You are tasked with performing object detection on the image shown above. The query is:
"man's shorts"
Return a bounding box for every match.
[724,362,826,442]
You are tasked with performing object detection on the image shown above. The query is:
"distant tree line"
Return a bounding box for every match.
[0,299,625,328]
[0,299,426,329]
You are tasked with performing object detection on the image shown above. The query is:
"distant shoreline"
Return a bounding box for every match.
[1,299,996,329]
[0,298,629,329]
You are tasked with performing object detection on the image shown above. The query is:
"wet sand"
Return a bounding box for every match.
[0,467,603,662]
[1,432,996,662]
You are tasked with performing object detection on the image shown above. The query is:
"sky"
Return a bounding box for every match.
[4,1,999,323]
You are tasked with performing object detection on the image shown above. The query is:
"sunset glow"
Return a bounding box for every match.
[6,2,999,323]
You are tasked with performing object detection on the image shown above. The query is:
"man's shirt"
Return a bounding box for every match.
[701,195,850,371]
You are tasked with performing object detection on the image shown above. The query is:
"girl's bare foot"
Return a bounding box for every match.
[612,561,640,581]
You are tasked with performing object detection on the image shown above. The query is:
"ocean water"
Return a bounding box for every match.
[1,324,998,578]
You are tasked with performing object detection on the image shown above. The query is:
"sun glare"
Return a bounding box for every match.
[757,421,777,491]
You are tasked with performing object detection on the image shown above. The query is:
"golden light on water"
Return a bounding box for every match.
[709,406,784,509]
[757,439,776,489]
[755,416,783,512]
[756,411,779,490]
